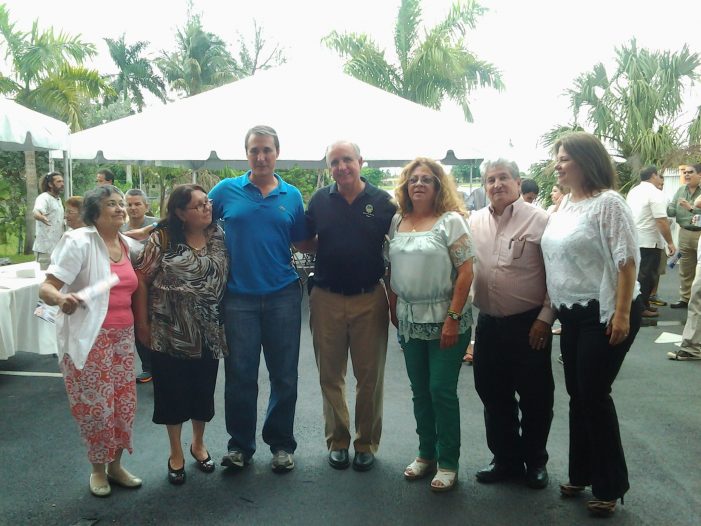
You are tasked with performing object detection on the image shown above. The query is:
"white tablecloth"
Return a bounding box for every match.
[0,262,58,360]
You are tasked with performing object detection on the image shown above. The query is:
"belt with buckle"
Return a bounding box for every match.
[320,282,379,296]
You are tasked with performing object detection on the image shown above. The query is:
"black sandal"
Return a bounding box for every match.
[168,458,186,485]
[190,445,215,473]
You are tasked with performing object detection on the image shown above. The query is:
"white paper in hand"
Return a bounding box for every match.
[75,273,120,307]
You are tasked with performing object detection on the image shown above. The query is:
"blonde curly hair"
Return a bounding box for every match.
[395,157,466,216]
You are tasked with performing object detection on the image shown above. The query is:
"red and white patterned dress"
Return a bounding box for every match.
[60,247,137,464]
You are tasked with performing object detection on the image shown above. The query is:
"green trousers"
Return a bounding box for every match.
[402,330,470,471]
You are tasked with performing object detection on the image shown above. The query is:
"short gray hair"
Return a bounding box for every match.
[480,158,521,183]
[125,188,148,204]
[244,125,280,153]
[82,185,124,226]
[325,140,362,167]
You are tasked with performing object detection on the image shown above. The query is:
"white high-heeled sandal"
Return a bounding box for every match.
[430,468,458,492]
[404,458,436,480]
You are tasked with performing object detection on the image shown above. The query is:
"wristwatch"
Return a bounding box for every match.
[446,309,463,321]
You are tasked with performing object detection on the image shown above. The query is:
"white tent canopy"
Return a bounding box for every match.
[61,65,490,169]
[0,98,70,152]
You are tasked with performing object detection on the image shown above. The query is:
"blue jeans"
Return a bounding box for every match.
[223,280,302,458]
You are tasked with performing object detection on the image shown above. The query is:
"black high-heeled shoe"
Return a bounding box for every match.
[168,458,186,485]
[190,445,215,473]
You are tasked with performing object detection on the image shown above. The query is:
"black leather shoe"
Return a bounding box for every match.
[475,461,524,483]
[352,452,375,472]
[525,465,549,489]
[671,300,689,309]
[328,449,350,470]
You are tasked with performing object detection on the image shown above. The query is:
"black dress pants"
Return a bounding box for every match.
[638,247,661,309]
[558,298,642,501]
[473,307,554,469]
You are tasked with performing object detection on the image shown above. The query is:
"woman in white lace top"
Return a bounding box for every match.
[541,132,642,517]
[388,157,474,492]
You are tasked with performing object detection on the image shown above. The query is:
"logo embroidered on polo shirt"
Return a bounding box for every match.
[364,204,374,217]
[279,205,286,212]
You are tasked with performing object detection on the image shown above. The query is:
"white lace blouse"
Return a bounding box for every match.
[541,190,640,323]
[388,211,474,341]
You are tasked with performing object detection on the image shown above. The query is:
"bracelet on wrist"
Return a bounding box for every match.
[446,309,463,321]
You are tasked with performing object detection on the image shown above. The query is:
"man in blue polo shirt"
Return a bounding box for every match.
[210,125,310,473]
[306,140,396,472]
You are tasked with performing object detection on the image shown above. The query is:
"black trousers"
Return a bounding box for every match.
[558,298,642,501]
[473,307,554,469]
[638,248,661,309]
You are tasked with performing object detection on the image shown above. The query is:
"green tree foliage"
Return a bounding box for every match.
[104,34,167,111]
[450,160,482,183]
[278,167,317,203]
[232,20,286,77]
[157,5,236,97]
[555,39,700,191]
[361,167,389,187]
[0,4,113,252]
[322,0,503,122]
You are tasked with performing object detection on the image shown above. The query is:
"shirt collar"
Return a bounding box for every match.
[242,171,288,194]
[329,176,369,196]
[488,196,523,218]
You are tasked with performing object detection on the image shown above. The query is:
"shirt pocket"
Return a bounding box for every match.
[498,236,527,265]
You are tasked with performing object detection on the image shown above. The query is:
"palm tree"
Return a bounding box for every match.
[563,39,700,188]
[157,10,236,97]
[0,4,113,252]
[322,0,503,122]
[104,34,167,111]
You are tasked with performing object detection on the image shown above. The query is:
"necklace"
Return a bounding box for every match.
[406,214,437,232]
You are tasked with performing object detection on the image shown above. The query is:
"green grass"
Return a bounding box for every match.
[0,233,34,263]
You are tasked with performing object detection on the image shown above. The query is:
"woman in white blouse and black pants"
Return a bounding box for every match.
[541,132,642,518]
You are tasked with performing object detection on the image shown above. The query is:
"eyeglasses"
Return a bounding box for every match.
[408,175,438,185]
[187,199,213,212]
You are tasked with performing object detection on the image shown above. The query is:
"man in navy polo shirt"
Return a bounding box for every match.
[210,125,310,473]
[306,140,396,472]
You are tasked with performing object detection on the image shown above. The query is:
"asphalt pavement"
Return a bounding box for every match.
[1,271,700,525]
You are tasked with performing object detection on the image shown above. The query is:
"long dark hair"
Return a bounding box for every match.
[157,184,208,247]
[554,132,617,193]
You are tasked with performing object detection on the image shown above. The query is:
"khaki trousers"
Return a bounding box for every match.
[309,284,389,453]
[678,229,701,302]
[681,261,701,356]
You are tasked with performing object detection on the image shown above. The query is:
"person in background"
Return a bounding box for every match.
[121,188,159,384]
[39,185,141,498]
[134,184,229,485]
[470,159,554,491]
[64,196,85,230]
[306,140,396,473]
[666,163,701,309]
[465,185,487,212]
[33,171,65,270]
[649,170,670,307]
[96,168,115,186]
[541,132,641,517]
[521,179,539,204]
[388,157,473,492]
[547,183,568,215]
[626,165,676,326]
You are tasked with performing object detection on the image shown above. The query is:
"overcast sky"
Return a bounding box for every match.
[2,0,700,169]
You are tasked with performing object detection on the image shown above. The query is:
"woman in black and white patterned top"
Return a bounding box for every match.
[133,184,229,486]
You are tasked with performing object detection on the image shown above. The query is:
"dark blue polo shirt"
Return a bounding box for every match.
[306,178,396,293]
[210,172,308,295]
